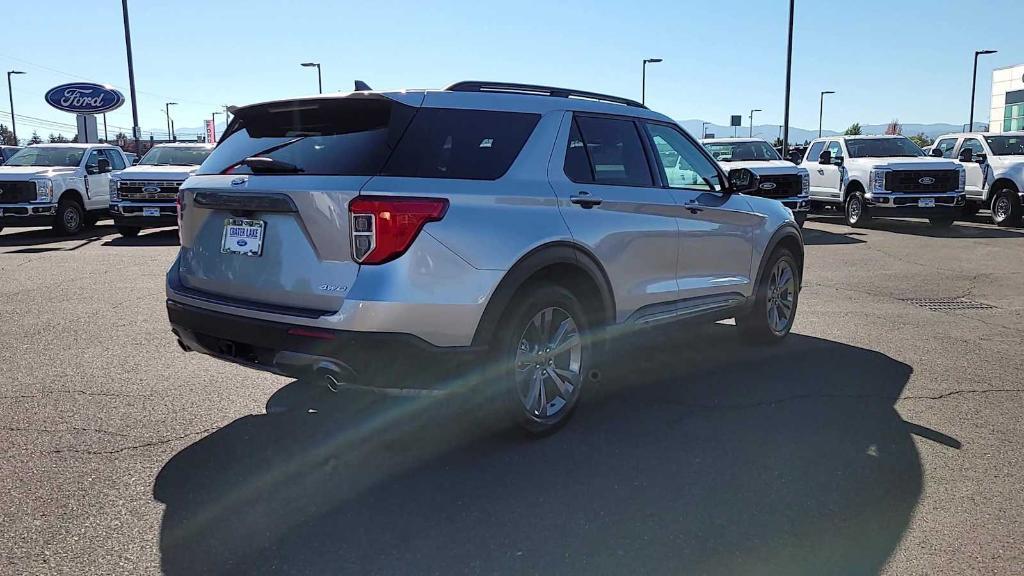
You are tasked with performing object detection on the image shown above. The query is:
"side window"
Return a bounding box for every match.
[573,115,653,187]
[644,122,722,191]
[826,140,843,159]
[961,138,985,156]
[85,150,101,170]
[806,141,825,162]
[934,138,958,158]
[104,149,126,170]
[563,118,593,183]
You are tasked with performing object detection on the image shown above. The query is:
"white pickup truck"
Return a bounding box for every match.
[930,132,1024,226]
[701,138,810,226]
[109,143,213,237]
[0,143,129,235]
[802,135,966,228]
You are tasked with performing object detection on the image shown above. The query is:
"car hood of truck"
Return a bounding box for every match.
[853,157,959,170]
[0,166,78,179]
[717,159,806,174]
[116,164,199,181]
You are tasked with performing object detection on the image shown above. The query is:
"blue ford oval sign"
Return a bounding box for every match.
[44,83,125,114]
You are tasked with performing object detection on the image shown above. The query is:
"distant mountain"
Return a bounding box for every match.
[677,120,987,144]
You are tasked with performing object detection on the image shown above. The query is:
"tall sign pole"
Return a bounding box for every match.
[121,0,142,154]
[782,0,795,157]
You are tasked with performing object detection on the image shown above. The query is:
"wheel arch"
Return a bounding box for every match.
[988,177,1019,203]
[471,242,616,348]
[753,224,805,291]
[57,189,84,206]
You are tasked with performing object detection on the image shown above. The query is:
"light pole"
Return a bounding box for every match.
[301,62,322,94]
[121,0,141,154]
[701,121,709,138]
[6,70,25,144]
[165,102,177,141]
[211,111,221,143]
[818,90,835,138]
[749,109,762,137]
[641,58,662,106]
[782,0,794,157]
[970,49,997,132]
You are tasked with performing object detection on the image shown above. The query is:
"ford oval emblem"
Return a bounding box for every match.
[44,82,125,114]
[142,185,161,193]
[236,240,248,247]
[759,182,777,190]
[230,177,247,187]
[918,177,935,185]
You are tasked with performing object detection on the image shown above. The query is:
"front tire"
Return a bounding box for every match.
[991,189,1023,227]
[496,283,590,435]
[845,191,870,227]
[737,248,800,344]
[53,198,85,236]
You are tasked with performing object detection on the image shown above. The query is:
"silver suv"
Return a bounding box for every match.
[166,82,804,434]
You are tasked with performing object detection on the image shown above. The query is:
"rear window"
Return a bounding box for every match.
[382,108,539,180]
[198,98,539,180]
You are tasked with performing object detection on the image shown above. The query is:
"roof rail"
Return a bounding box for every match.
[444,81,647,109]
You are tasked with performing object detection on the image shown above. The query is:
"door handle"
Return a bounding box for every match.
[817,169,825,175]
[570,191,603,209]
[685,200,703,214]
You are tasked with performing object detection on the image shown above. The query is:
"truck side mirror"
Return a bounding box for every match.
[97,158,112,173]
[818,150,832,165]
[727,167,760,194]
[930,148,944,157]
[832,155,845,167]
[975,152,987,164]
[958,148,974,163]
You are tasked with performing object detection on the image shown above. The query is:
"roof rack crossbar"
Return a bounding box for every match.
[445,81,646,109]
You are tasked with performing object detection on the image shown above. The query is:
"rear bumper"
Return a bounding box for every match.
[167,299,485,387]
[0,203,56,227]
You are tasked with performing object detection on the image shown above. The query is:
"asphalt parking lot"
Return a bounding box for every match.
[1,215,1023,575]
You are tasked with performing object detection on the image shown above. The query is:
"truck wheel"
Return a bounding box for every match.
[116,226,141,238]
[737,247,800,344]
[928,217,955,228]
[53,198,85,236]
[991,189,1023,227]
[845,192,870,227]
[495,283,590,435]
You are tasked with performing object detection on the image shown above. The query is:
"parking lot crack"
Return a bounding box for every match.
[1,426,134,438]
[45,424,225,456]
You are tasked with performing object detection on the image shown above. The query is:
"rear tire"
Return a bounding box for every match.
[845,191,870,227]
[116,226,141,238]
[991,189,1023,227]
[928,217,955,228]
[737,248,800,345]
[53,198,85,236]
[495,283,590,435]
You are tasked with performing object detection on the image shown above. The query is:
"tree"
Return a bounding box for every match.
[0,124,15,145]
[27,131,43,145]
[48,133,70,143]
[844,123,863,136]
[772,137,784,148]
[885,119,902,135]
[908,133,932,148]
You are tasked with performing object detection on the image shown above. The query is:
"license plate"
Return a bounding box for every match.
[918,198,936,208]
[221,218,265,257]
[143,207,161,217]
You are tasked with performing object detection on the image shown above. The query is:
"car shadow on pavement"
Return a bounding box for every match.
[101,228,180,247]
[801,227,867,246]
[154,326,926,576]
[0,225,116,248]
[808,214,1024,239]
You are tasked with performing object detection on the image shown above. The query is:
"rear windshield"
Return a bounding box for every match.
[199,97,539,180]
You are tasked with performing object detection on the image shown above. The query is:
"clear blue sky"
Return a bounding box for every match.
[2,0,1021,140]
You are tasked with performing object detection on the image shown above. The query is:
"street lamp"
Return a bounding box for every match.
[641,58,662,106]
[701,121,709,138]
[970,49,997,132]
[211,111,221,143]
[6,70,25,144]
[164,102,177,141]
[301,62,322,94]
[749,109,762,137]
[818,90,835,138]
[121,0,141,154]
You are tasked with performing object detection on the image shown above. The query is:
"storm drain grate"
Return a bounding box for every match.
[902,298,997,312]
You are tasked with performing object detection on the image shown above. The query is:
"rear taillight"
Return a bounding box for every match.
[348,196,448,264]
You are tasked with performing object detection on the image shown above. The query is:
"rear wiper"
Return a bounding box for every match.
[240,156,304,174]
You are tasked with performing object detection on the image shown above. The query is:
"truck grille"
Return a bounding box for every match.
[883,170,958,193]
[755,174,802,198]
[117,180,181,202]
[0,180,37,203]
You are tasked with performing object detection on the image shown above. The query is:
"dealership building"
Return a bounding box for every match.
[990,64,1024,133]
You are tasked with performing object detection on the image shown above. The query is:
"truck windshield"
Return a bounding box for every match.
[3,147,85,167]
[845,137,923,158]
[703,140,781,161]
[140,147,213,166]
[983,135,1024,156]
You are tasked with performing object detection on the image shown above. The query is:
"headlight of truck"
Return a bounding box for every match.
[31,178,53,203]
[958,167,966,192]
[870,169,889,193]
[109,179,120,202]
[800,172,810,195]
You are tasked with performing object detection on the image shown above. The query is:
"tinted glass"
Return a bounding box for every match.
[85,150,101,170]
[382,108,540,180]
[563,119,593,182]
[199,97,415,175]
[4,147,85,167]
[141,146,213,166]
[845,137,923,158]
[104,149,126,170]
[703,140,782,162]
[984,135,1024,155]
[961,138,985,155]
[574,116,652,187]
[826,141,843,159]
[806,141,825,162]
[648,123,721,191]
[934,138,958,158]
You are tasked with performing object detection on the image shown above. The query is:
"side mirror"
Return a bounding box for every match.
[97,158,112,173]
[930,148,944,157]
[975,152,987,164]
[818,150,831,165]
[132,158,140,165]
[727,167,760,194]
[832,155,845,167]
[958,148,974,163]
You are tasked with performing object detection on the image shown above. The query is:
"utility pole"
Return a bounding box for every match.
[121,0,142,154]
[782,0,795,157]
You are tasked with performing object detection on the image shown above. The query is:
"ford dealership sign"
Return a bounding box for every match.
[45,83,125,114]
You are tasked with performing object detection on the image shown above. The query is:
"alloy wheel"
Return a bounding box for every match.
[766,259,796,335]
[514,306,583,420]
